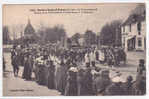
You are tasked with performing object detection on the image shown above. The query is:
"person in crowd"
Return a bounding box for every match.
[85,51,90,67]
[23,54,33,80]
[135,70,146,95]
[95,49,99,61]
[94,70,111,95]
[37,55,48,85]
[99,49,105,64]
[42,57,50,86]
[104,74,125,95]
[122,76,134,95]
[83,66,94,95]
[16,45,22,66]
[33,56,40,83]
[114,47,120,66]
[56,60,68,95]
[19,50,25,66]
[118,47,126,65]
[104,48,108,64]
[133,59,146,95]
[90,50,96,67]
[65,66,78,96]
[47,60,55,89]
[3,57,6,72]
[107,49,114,67]
[77,68,86,96]
[137,59,145,75]
[11,53,19,77]
[22,49,28,79]
[11,48,16,60]
[92,67,101,79]
[55,59,62,91]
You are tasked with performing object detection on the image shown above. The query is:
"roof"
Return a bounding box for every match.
[121,4,145,26]
[24,19,35,35]
[122,14,145,26]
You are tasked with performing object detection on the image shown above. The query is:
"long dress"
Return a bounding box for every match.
[38,64,47,85]
[3,58,6,71]
[24,58,33,80]
[55,65,61,90]
[99,50,105,63]
[22,59,27,79]
[95,51,99,61]
[65,71,78,96]
[77,70,87,96]
[94,75,111,94]
[47,64,55,89]
[57,64,68,95]
[83,70,94,95]
[34,62,40,83]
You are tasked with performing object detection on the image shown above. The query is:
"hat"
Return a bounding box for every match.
[112,76,122,83]
[127,76,133,82]
[69,67,78,72]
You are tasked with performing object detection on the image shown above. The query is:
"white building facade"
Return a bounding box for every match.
[121,15,146,51]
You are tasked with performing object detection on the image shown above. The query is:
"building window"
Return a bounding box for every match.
[129,24,131,32]
[138,38,142,47]
[123,26,125,32]
[123,37,125,47]
[137,22,142,35]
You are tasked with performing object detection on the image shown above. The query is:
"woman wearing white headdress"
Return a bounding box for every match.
[84,51,90,67]
[104,73,125,95]
[99,49,105,64]
[65,66,78,96]
[90,50,96,67]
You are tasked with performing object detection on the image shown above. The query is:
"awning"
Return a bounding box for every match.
[126,35,136,41]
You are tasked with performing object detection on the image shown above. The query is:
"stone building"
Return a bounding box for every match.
[24,19,35,37]
[23,19,36,44]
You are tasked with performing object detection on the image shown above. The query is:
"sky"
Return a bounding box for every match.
[3,3,141,39]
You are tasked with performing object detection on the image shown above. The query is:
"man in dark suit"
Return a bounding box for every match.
[11,54,19,77]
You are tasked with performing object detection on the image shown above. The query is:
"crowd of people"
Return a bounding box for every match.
[4,43,146,96]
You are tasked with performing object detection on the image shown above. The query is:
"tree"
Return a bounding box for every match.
[37,24,66,43]
[67,38,72,49]
[71,33,81,45]
[100,20,122,46]
[3,26,11,44]
[84,30,97,46]
[131,4,145,16]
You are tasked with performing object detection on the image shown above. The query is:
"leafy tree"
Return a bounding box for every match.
[38,24,66,43]
[71,33,81,45]
[100,20,122,46]
[84,30,97,46]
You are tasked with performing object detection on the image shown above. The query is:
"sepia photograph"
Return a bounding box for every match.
[2,3,146,96]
